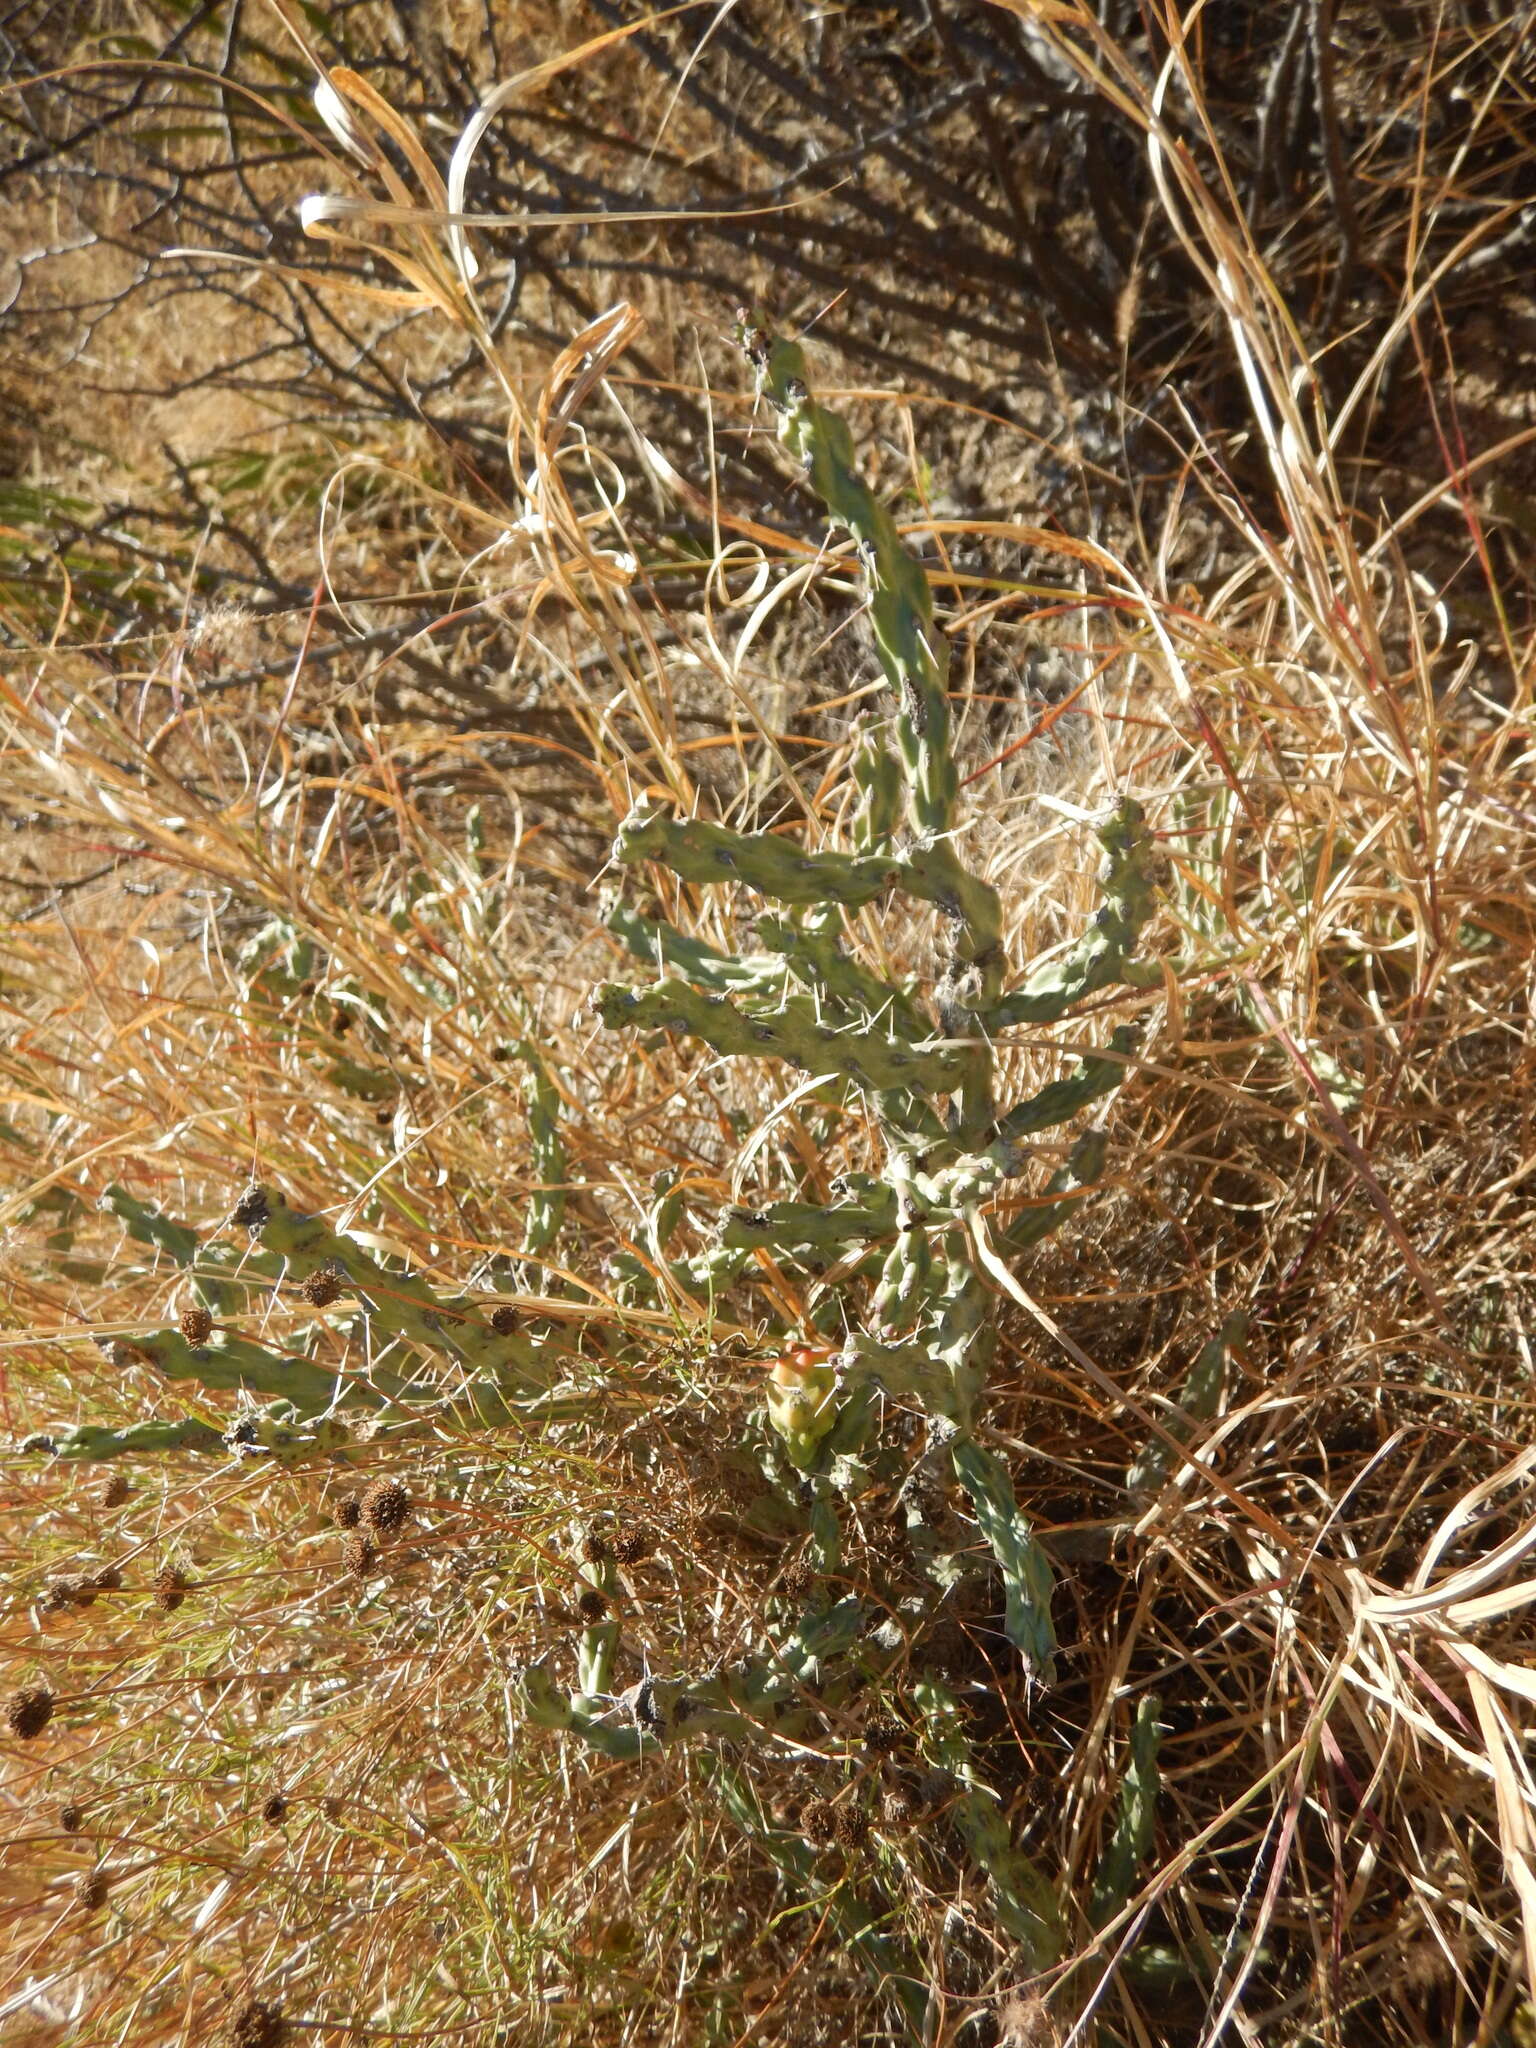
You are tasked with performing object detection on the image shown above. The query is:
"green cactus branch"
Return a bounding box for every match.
[987,798,1157,1029]
[605,897,783,996]
[594,978,972,1098]
[132,1328,349,1414]
[1127,1313,1247,1499]
[614,799,901,907]
[718,1193,896,1253]
[950,1436,1058,1680]
[914,1679,1062,1968]
[1090,1692,1163,1929]
[753,912,928,1039]
[997,1027,1138,1144]
[44,1416,229,1461]
[516,1040,568,1256]
[848,716,903,851]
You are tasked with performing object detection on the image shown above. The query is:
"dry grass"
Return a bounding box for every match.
[3,2,1536,2044]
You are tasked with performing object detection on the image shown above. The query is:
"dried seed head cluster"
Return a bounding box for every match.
[179,1305,214,1345]
[580,1530,611,1565]
[39,1574,96,1614]
[575,1587,610,1624]
[228,1998,286,2048]
[59,1802,83,1832]
[300,1268,341,1308]
[360,1476,410,1534]
[7,1684,55,1739]
[490,1305,519,1335]
[611,1523,659,1566]
[333,1495,362,1530]
[261,1792,288,1825]
[100,1472,131,1509]
[341,1532,376,1579]
[153,1565,189,1612]
[74,1868,109,1911]
[92,1563,123,1592]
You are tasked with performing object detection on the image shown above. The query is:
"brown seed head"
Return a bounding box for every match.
[261,1792,288,1825]
[180,1305,214,1346]
[580,1531,611,1565]
[576,1587,610,1624]
[228,1998,287,2048]
[799,1796,835,1843]
[74,1868,109,1911]
[101,1472,131,1509]
[153,1566,189,1612]
[333,1495,362,1530]
[490,1305,519,1336]
[60,1802,83,1832]
[91,1564,123,1593]
[611,1523,659,1567]
[360,1476,411,1534]
[300,1268,341,1309]
[864,1718,905,1756]
[833,1805,870,1853]
[777,1559,816,1599]
[7,1684,55,1739]
[341,1532,377,1579]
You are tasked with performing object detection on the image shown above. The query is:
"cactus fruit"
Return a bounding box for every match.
[762,1348,840,1471]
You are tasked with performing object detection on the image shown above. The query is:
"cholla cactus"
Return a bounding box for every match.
[19,330,1160,2026]
[598,322,1157,1682]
